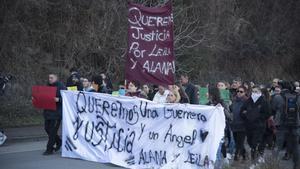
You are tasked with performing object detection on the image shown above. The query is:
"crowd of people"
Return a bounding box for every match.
[42,68,300,169]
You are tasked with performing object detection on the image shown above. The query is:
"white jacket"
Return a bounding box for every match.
[152,90,170,103]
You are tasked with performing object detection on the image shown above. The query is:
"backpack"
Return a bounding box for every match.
[283,92,300,126]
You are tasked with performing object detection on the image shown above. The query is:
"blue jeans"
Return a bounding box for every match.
[215,139,225,169]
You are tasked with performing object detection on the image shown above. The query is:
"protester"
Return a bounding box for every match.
[100,73,113,94]
[216,82,235,157]
[271,86,284,127]
[166,90,180,103]
[66,68,83,91]
[42,73,66,155]
[90,75,102,93]
[271,78,280,90]
[142,84,154,100]
[269,78,280,96]
[141,84,149,97]
[242,81,250,90]
[82,78,93,92]
[148,85,158,101]
[240,86,270,164]
[273,81,300,169]
[217,81,227,90]
[118,81,126,96]
[152,85,169,103]
[207,85,228,109]
[125,81,147,98]
[176,83,190,104]
[180,74,199,104]
[0,74,12,96]
[260,87,275,150]
[270,85,286,157]
[0,74,11,145]
[207,86,231,168]
[242,81,251,97]
[225,81,231,90]
[229,78,242,100]
[168,85,181,103]
[230,86,248,161]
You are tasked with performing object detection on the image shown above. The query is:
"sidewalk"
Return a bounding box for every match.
[3,125,61,143]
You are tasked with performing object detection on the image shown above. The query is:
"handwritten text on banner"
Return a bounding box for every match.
[61,91,225,169]
[125,1,175,85]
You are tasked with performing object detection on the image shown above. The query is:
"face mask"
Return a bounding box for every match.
[119,89,126,96]
[251,93,261,103]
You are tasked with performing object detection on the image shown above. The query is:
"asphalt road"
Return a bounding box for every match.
[0,140,125,169]
[0,139,294,169]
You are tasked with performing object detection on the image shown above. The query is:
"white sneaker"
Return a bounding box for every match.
[249,164,256,169]
[223,158,230,165]
[258,156,265,163]
[226,153,232,160]
[0,132,7,146]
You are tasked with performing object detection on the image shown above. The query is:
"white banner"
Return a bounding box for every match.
[61,91,225,169]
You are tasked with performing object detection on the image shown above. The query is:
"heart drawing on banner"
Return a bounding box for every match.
[200,130,209,142]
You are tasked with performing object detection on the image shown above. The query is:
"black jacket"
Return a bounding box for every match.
[66,72,83,91]
[229,88,237,100]
[179,97,190,104]
[230,96,247,132]
[240,96,270,129]
[43,81,66,120]
[184,83,199,105]
[101,78,113,94]
[277,90,300,127]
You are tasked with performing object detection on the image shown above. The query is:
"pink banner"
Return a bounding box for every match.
[126,1,175,85]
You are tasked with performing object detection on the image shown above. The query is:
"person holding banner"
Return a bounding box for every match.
[207,86,231,168]
[176,82,190,104]
[152,85,169,103]
[180,73,199,104]
[125,81,147,98]
[82,78,93,92]
[148,84,159,101]
[141,84,153,100]
[168,85,181,103]
[43,73,66,155]
[90,75,102,93]
[91,74,113,94]
[100,73,113,94]
[166,90,180,103]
